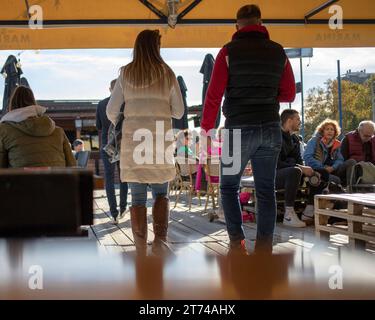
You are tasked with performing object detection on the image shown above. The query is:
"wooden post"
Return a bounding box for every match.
[314,197,330,241]
[347,202,366,250]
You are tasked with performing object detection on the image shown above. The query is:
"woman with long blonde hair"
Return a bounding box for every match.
[107,30,184,254]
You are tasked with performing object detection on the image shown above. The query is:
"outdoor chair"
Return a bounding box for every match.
[173,157,201,211]
[77,150,91,168]
[168,163,183,197]
[0,168,93,237]
[203,156,220,212]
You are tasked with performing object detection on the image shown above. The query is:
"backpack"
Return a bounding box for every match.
[349,161,375,185]
[103,104,124,163]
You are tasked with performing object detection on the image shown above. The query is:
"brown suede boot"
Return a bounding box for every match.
[130,206,148,255]
[152,196,172,255]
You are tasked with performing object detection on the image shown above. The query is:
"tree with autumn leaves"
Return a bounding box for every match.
[303,75,375,141]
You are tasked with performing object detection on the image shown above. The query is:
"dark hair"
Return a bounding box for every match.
[72,139,84,148]
[183,129,190,139]
[236,4,261,23]
[8,85,36,111]
[280,109,299,126]
[175,129,190,143]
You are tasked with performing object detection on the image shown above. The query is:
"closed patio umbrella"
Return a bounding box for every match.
[172,75,188,130]
[200,53,220,129]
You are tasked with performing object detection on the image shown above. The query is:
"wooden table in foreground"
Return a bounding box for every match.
[0,238,374,300]
[315,193,375,249]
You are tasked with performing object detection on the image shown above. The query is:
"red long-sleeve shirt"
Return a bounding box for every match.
[201,25,296,133]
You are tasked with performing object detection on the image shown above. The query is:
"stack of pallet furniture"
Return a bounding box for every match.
[314,193,375,250]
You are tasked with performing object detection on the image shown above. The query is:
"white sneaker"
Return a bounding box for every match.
[283,207,306,228]
[302,205,314,222]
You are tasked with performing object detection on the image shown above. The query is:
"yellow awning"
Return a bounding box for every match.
[0,0,374,49]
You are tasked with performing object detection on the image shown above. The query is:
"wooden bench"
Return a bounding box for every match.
[241,176,309,215]
[314,193,375,249]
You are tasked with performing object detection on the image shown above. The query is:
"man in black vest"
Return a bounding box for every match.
[96,79,128,224]
[201,4,296,254]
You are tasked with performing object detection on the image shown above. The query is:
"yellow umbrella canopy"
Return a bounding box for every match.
[0,0,374,49]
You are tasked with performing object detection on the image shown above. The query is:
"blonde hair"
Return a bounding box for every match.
[124,29,174,88]
[316,119,341,138]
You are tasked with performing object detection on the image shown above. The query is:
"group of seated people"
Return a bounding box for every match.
[277,109,375,228]
[2,86,374,232]
[172,110,375,230]
[174,128,222,191]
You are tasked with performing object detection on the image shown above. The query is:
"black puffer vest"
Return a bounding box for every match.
[223,31,286,127]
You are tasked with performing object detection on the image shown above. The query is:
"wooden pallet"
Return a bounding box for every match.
[314,193,375,249]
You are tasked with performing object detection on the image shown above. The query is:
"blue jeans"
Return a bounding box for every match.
[129,182,169,206]
[101,150,128,217]
[220,122,282,242]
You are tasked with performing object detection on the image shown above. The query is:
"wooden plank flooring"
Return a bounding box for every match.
[91,190,375,255]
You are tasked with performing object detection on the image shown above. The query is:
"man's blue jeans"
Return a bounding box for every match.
[129,182,169,206]
[101,150,128,218]
[220,122,282,243]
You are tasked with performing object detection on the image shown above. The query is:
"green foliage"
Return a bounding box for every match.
[304,75,374,141]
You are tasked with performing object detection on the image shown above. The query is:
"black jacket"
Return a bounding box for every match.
[277,130,303,169]
[223,30,286,127]
[96,97,111,147]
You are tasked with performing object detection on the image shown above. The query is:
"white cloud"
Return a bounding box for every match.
[167,60,203,67]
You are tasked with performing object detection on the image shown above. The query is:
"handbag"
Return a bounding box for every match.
[103,103,124,163]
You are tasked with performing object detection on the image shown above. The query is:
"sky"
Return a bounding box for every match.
[1,47,375,128]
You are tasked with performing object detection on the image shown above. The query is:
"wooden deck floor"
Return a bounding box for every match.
[1,190,375,299]
[90,190,371,255]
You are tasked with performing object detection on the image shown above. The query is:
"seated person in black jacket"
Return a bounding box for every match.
[72,139,84,160]
[276,110,315,227]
